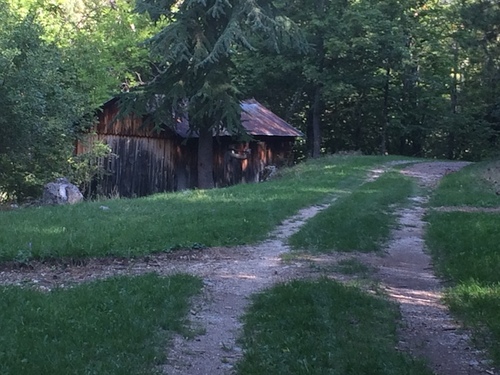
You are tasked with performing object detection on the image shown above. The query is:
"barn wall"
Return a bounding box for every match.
[77,100,297,197]
[78,101,194,197]
[96,99,170,139]
[83,135,178,197]
[212,136,295,188]
[77,135,295,197]
[102,135,176,197]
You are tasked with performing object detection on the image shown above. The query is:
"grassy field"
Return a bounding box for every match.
[0,273,202,375]
[289,171,415,252]
[429,160,500,207]
[236,278,432,375]
[3,156,498,373]
[3,154,456,375]
[0,155,400,262]
[426,161,500,363]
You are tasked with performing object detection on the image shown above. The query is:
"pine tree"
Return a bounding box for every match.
[128,0,306,188]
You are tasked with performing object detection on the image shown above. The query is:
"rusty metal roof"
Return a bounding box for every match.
[173,99,303,138]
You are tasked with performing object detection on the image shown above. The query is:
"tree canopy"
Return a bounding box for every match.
[0,0,155,199]
[0,0,499,200]
[123,0,306,188]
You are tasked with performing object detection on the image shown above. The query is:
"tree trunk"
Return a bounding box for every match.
[311,86,322,158]
[448,41,459,160]
[308,0,324,159]
[197,127,214,189]
[381,65,391,155]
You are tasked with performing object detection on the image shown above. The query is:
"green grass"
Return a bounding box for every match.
[426,211,500,363]
[236,278,432,375]
[288,171,415,252]
[446,282,500,360]
[0,273,202,375]
[426,159,500,364]
[0,155,400,261]
[426,212,500,283]
[429,161,500,207]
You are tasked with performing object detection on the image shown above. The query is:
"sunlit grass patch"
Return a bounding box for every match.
[236,278,432,375]
[288,171,415,253]
[0,273,201,375]
[446,282,500,362]
[0,155,398,261]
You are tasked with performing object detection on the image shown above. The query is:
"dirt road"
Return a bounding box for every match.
[0,161,496,375]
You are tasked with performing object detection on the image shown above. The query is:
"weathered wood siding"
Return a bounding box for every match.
[77,100,297,197]
[78,100,190,197]
[212,137,295,187]
[96,135,178,197]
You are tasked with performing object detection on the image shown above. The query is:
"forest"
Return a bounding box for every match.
[0,0,499,200]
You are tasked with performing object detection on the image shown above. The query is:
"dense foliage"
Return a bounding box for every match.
[237,0,500,160]
[0,0,154,200]
[0,0,498,200]
[0,6,82,199]
[122,0,305,188]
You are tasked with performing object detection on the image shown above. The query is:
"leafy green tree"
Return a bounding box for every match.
[453,0,500,158]
[0,0,157,200]
[237,0,500,160]
[0,8,87,199]
[238,0,413,155]
[127,0,305,188]
[8,0,156,108]
[406,0,499,160]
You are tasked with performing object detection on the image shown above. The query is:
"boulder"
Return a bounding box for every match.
[260,165,278,182]
[42,178,83,205]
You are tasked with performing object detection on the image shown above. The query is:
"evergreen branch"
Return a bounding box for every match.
[208,0,232,19]
[135,0,179,21]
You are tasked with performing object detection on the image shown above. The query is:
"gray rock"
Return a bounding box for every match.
[260,165,278,182]
[42,178,83,205]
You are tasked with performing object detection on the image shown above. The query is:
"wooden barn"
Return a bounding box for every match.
[76,98,303,197]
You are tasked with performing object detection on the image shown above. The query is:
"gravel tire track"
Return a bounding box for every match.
[370,162,497,375]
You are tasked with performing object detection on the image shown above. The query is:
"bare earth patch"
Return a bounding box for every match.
[0,160,498,375]
[371,162,496,375]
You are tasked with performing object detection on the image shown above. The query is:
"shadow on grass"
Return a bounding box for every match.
[0,273,202,375]
[429,161,500,207]
[237,278,432,375]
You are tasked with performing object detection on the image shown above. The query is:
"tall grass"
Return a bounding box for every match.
[0,273,201,375]
[289,171,415,252]
[236,278,432,375]
[0,155,398,261]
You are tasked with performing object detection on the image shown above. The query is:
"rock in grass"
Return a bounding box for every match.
[42,178,83,205]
